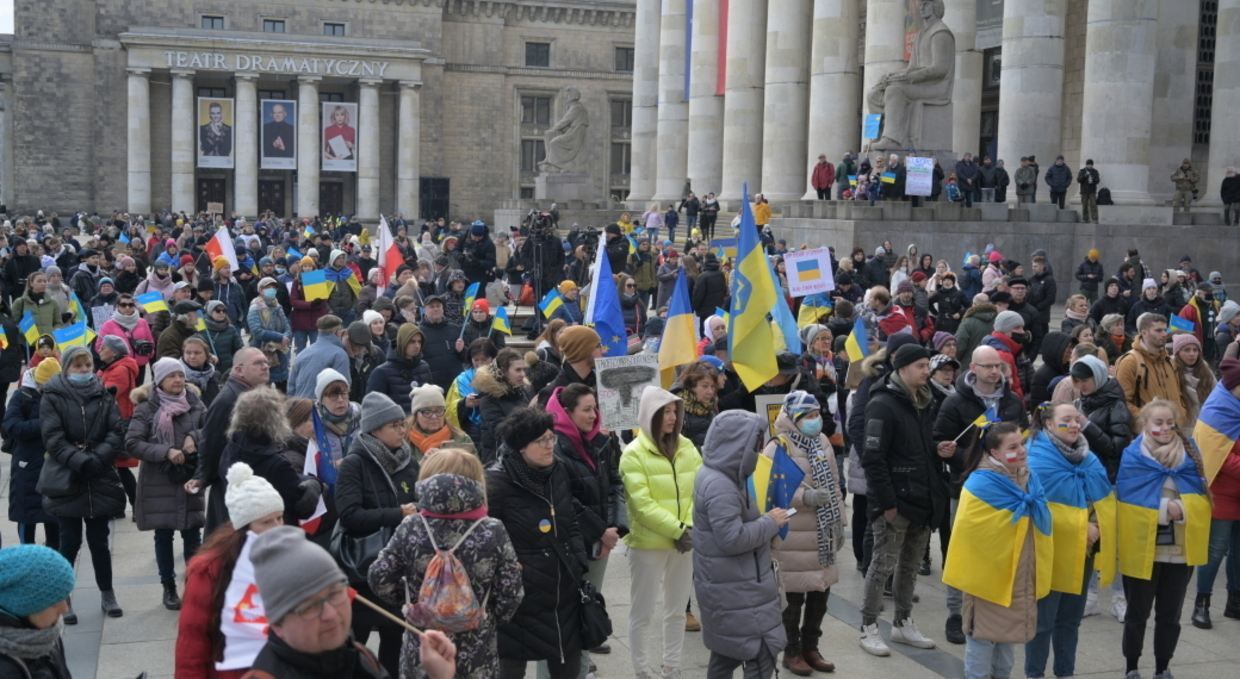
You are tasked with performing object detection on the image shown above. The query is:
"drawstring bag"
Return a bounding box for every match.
[405,514,488,633]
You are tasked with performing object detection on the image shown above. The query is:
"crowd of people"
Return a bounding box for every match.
[0,206,1238,679]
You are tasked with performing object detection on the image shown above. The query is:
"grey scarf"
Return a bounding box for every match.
[783,429,843,568]
[359,433,412,478]
[1050,429,1089,464]
[0,620,64,660]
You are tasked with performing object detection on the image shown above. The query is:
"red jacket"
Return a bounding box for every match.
[1212,440,1240,521]
[1178,296,1218,344]
[176,551,249,679]
[895,302,936,344]
[811,161,836,191]
[99,355,141,467]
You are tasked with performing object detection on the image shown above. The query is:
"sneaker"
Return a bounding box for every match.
[890,618,936,649]
[1124,672,1142,679]
[919,556,932,576]
[1112,593,1128,623]
[1083,587,1100,617]
[63,598,77,626]
[1153,671,1173,679]
[859,623,890,657]
[944,614,965,645]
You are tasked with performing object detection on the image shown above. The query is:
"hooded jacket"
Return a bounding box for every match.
[954,303,997,360]
[1029,331,1074,406]
[365,324,434,411]
[547,387,628,553]
[692,410,786,662]
[125,382,207,532]
[1115,339,1185,424]
[474,365,534,465]
[862,372,946,527]
[1078,374,1135,480]
[418,316,467,390]
[691,258,728,318]
[620,387,703,550]
[39,373,126,519]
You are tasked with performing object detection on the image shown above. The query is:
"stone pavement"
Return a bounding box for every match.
[4,488,1240,679]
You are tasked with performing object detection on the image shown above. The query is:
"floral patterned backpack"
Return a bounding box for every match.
[404,514,489,633]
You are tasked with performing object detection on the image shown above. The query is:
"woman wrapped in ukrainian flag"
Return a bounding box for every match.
[1024,402,1116,679]
[1115,398,1211,679]
[943,422,1052,679]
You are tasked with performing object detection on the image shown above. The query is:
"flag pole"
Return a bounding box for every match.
[952,420,978,443]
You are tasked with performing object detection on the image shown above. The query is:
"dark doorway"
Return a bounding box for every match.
[196,177,226,214]
[320,182,344,217]
[259,180,286,217]
[420,177,450,220]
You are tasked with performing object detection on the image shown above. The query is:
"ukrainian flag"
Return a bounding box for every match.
[843,317,870,363]
[797,294,833,327]
[464,282,481,311]
[972,404,1000,429]
[658,268,699,387]
[324,266,362,297]
[52,321,90,349]
[301,269,332,301]
[490,307,512,335]
[1193,383,1240,484]
[303,224,316,239]
[748,452,774,513]
[1115,437,1210,579]
[538,289,564,319]
[287,246,304,260]
[726,183,778,391]
[794,258,822,284]
[136,291,169,314]
[943,468,1053,606]
[1168,314,1195,334]
[1028,431,1117,593]
[19,311,39,345]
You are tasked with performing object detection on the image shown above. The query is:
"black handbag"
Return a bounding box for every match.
[551,539,613,649]
[161,452,198,485]
[330,522,395,583]
[36,454,79,498]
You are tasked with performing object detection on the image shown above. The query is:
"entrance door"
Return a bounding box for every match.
[420,177,450,220]
[196,178,226,214]
[259,180,286,217]
[320,182,344,217]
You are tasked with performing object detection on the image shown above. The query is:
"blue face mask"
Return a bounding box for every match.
[276,267,287,276]
[67,372,93,385]
[263,288,278,300]
[797,416,823,438]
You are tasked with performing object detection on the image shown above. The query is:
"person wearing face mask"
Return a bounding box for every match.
[247,278,292,390]
[1178,282,1221,363]
[981,310,1031,400]
[200,299,243,376]
[1024,403,1115,679]
[1115,399,1211,679]
[41,345,126,622]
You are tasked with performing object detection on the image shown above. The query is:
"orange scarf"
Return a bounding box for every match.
[408,425,453,454]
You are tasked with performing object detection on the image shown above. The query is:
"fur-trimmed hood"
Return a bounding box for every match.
[962,302,997,321]
[225,385,291,443]
[472,364,529,398]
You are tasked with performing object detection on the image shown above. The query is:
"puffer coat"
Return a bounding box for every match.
[125,382,207,531]
[474,365,533,465]
[692,410,786,662]
[620,387,703,551]
[39,374,126,519]
[4,385,56,526]
[366,350,434,412]
[546,386,628,553]
[369,473,525,679]
[486,445,586,662]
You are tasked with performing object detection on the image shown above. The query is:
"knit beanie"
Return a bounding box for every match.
[212,256,230,272]
[410,384,446,414]
[329,249,346,267]
[558,280,578,295]
[800,324,830,348]
[101,333,129,357]
[224,462,286,530]
[892,344,931,371]
[1171,332,1201,357]
[1220,358,1240,391]
[471,299,490,314]
[34,358,61,386]
[896,281,915,295]
[300,256,316,270]
[1219,300,1240,327]
[932,331,955,352]
[559,326,601,364]
[60,346,92,373]
[993,310,1025,334]
[1070,354,1109,387]
[0,545,76,618]
[782,390,820,422]
[1142,277,1158,291]
[314,368,350,402]
[251,526,346,624]
[362,310,384,327]
[360,391,406,433]
[151,357,183,387]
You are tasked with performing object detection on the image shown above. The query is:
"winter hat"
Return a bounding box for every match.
[251,526,347,624]
[360,391,406,433]
[151,357,183,387]
[410,383,446,414]
[299,256,316,270]
[101,333,129,358]
[988,251,1004,264]
[896,281,915,295]
[34,358,61,386]
[180,254,195,267]
[98,277,114,289]
[911,271,927,284]
[558,280,579,295]
[932,331,956,352]
[800,324,831,347]
[930,354,960,374]
[993,310,1026,334]
[224,462,286,530]
[1142,278,1158,291]
[471,299,490,314]
[1220,358,1240,391]
[212,256,230,272]
[891,344,932,371]
[886,332,919,356]
[362,310,384,327]
[347,321,372,347]
[1219,300,1240,326]
[559,326,601,364]
[0,545,76,618]
[118,255,135,269]
[395,323,424,355]
[1209,271,1223,284]
[1171,333,1201,357]
[314,368,350,402]
[257,277,279,290]
[704,315,726,338]
[782,390,821,422]
[643,316,665,339]
[329,249,346,266]
[205,300,226,317]
[1070,354,1109,387]
[60,346,92,374]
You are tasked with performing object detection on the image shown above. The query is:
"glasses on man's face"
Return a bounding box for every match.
[290,585,349,620]
[418,407,446,418]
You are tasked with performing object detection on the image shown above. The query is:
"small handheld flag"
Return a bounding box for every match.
[490,307,512,336]
[844,317,870,362]
[19,311,38,345]
[768,444,807,540]
[464,282,481,311]
[52,322,90,349]
[1168,314,1195,334]
[955,404,1002,443]
[136,291,169,314]
[301,269,332,301]
[538,289,564,319]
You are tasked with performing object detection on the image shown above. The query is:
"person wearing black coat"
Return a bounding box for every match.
[690,253,728,329]
[1126,283,1172,335]
[366,323,434,412]
[4,371,60,548]
[418,301,467,390]
[1075,254,1105,303]
[928,276,968,334]
[191,347,267,533]
[3,242,42,300]
[1222,168,1240,226]
[40,346,126,620]
[602,225,630,278]
[1044,156,1073,208]
[486,408,586,678]
[1028,331,1076,407]
[1069,355,1134,481]
[460,223,498,288]
[1088,279,1130,325]
[474,350,535,465]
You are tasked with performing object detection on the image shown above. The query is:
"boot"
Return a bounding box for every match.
[1225,591,1240,620]
[162,580,182,611]
[944,614,965,645]
[802,648,835,673]
[100,590,124,618]
[63,597,77,626]
[782,651,813,676]
[1192,593,1212,629]
[684,611,701,632]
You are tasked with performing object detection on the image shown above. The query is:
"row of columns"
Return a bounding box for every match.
[126,70,423,219]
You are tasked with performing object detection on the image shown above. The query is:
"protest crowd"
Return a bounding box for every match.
[0,182,1239,679]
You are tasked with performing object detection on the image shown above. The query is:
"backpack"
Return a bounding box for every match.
[405,513,489,633]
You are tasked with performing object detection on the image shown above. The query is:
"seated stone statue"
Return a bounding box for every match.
[866,0,955,152]
[539,86,589,173]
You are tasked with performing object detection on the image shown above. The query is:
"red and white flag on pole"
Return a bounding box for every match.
[375,215,405,287]
[204,226,240,273]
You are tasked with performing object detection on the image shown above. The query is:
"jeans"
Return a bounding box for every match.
[1196,518,1240,594]
[706,645,776,679]
[861,514,930,625]
[59,516,113,591]
[628,547,693,676]
[686,215,698,230]
[538,556,609,679]
[501,654,581,679]
[964,635,1015,679]
[293,329,316,353]
[1123,562,1194,673]
[1225,202,1240,226]
[1024,555,1092,678]
[153,528,202,583]
[782,590,829,654]
[1081,193,1099,223]
[980,188,995,203]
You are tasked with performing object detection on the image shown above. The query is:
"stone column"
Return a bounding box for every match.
[996,0,1066,176]
[803,0,861,199]
[944,0,982,155]
[1078,0,1158,204]
[1207,0,1240,203]
[760,0,812,202]
[862,0,907,133]
[653,0,690,201]
[1148,1,1198,204]
[233,73,258,217]
[628,0,662,205]
[170,70,195,215]
[397,81,422,219]
[687,0,724,195]
[296,76,321,218]
[127,68,151,215]
[356,79,382,220]
[0,79,14,211]
[719,0,768,203]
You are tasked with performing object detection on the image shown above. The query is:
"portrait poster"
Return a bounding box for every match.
[321,101,358,173]
[197,97,235,169]
[783,247,836,298]
[261,99,297,170]
[906,156,935,197]
[594,354,659,431]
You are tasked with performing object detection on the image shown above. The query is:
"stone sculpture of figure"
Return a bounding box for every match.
[539,86,589,173]
[866,0,955,152]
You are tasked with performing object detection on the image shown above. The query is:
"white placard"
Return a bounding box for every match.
[782,247,836,298]
[753,394,785,441]
[91,305,114,330]
[594,354,660,432]
[906,156,935,198]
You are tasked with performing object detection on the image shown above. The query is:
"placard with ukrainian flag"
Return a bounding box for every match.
[782,247,835,297]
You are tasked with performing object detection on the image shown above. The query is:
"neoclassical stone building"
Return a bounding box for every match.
[0,0,637,219]
[630,0,1238,207]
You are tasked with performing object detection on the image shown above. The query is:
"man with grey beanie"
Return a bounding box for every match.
[980,309,1030,401]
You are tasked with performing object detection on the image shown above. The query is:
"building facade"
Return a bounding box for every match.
[630,0,1238,207]
[0,0,637,220]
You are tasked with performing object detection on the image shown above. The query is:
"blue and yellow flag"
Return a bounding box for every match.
[710,238,738,262]
[538,289,564,319]
[463,282,481,311]
[136,291,169,314]
[726,183,778,391]
[69,293,87,325]
[767,443,806,540]
[287,246,304,261]
[764,256,801,355]
[943,468,1053,606]
[1194,383,1240,485]
[19,311,39,345]
[972,404,1000,429]
[1028,431,1117,592]
[658,268,700,387]
[1168,314,1195,334]
[52,321,90,349]
[324,266,361,297]
[490,307,512,336]
[797,294,834,327]
[748,452,774,513]
[1115,437,1210,579]
[844,317,870,363]
[591,246,629,357]
[301,269,332,301]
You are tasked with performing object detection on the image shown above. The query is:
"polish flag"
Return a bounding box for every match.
[204,226,240,273]
[375,215,406,287]
[300,409,335,535]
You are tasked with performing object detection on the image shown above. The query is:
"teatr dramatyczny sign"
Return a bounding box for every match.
[165,51,391,78]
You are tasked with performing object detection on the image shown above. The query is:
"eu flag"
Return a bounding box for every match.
[592,245,629,357]
[768,443,806,539]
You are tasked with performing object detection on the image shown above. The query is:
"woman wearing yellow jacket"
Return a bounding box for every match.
[620,386,702,679]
